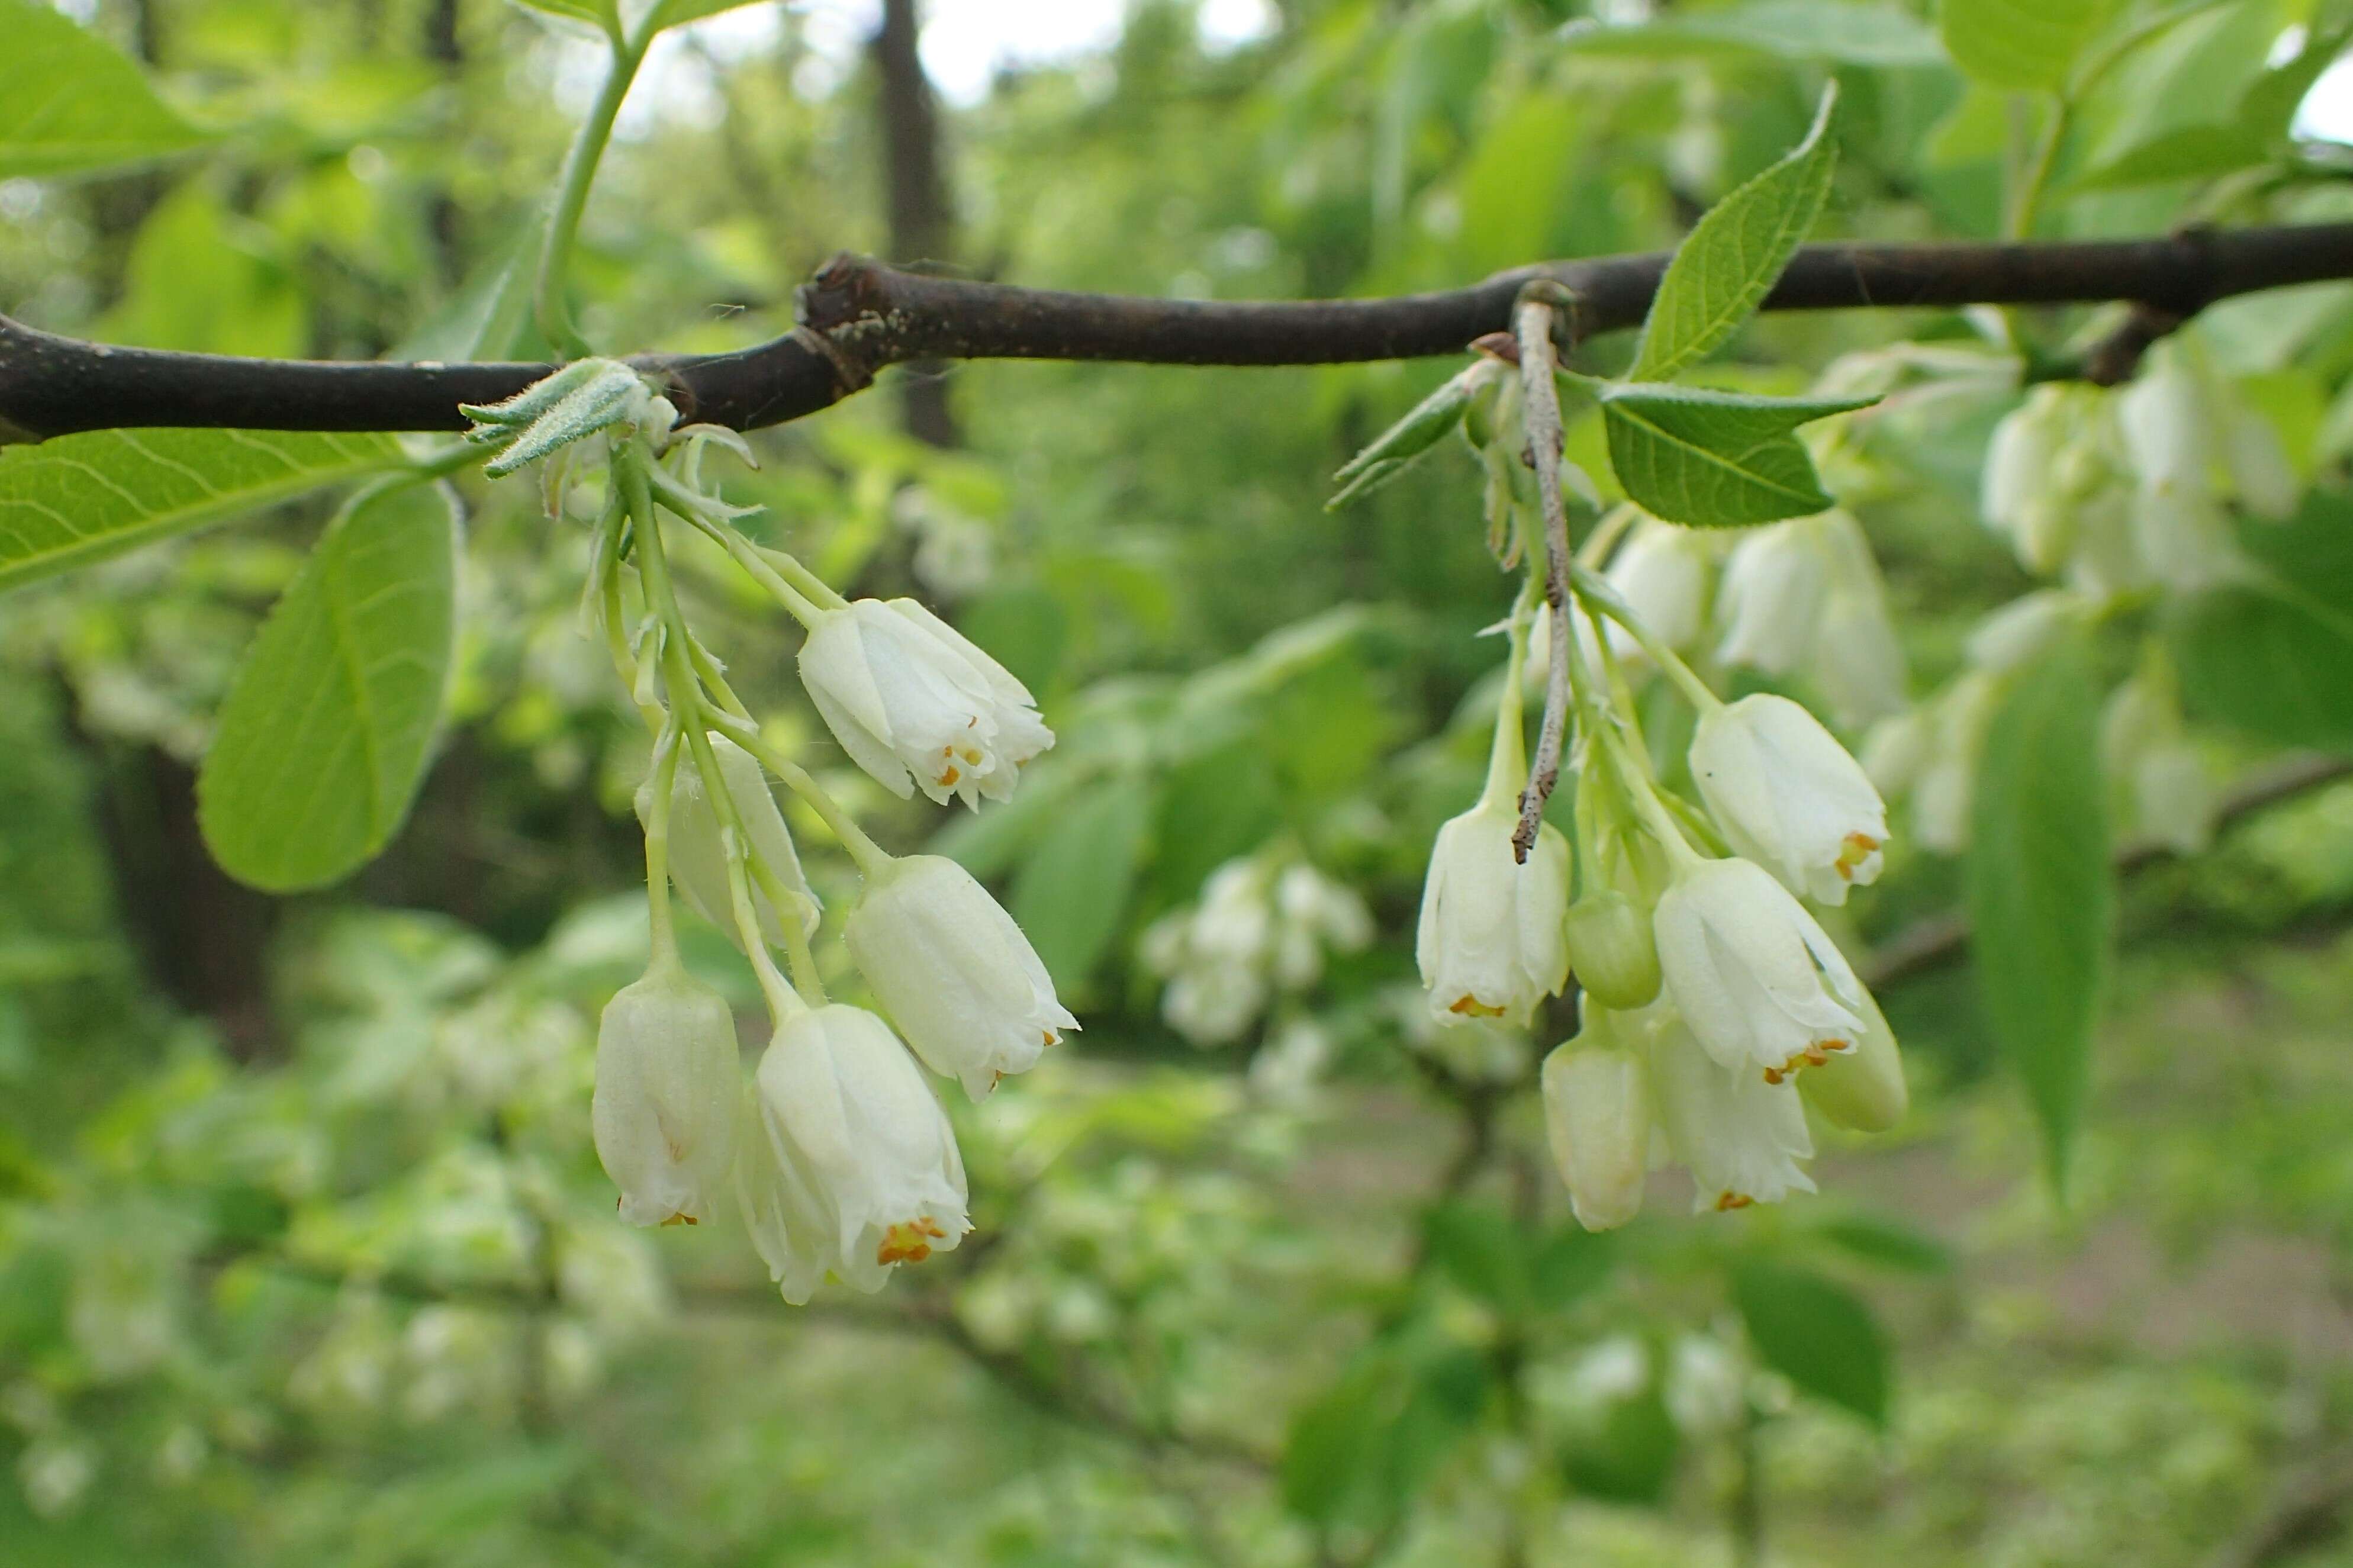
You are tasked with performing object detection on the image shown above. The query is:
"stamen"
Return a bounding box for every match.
[877,1218,947,1266]
[1834,832,1882,880]
[1715,1193,1755,1212]
[1447,994,1508,1018]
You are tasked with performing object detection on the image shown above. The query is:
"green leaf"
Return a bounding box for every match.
[1629,86,1839,382]
[0,0,210,180]
[1560,1374,1681,1503]
[97,184,307,359]
[1811,1215,1955,1274]
[1563,2,1945,69]
[1966,632,2110,1190]
[2070,123,2270,192]
[0,429,403,594]
[198,483,459,892]
[1009,773,1157,989]
[1939,0,2117,92]
[651,0,776,28]
[1421,1203,1532,1316]
[1283,1335,1488,1530]
[1734,1261,1891,1426]
[1596,385,1869,527]
[506,0,619,27]
[2169,588,2353,750]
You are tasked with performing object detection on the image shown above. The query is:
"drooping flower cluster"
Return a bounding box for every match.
[465,366,1073,1305]
[1402,375,1908,1227]
[1979,342,2293,596]
[1140,855,1374,1046]
[1868,327,2293,859]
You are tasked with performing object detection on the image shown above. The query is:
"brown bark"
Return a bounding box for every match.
[868,0,960,447]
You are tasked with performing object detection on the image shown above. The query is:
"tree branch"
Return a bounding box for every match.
[6,225,2353,442]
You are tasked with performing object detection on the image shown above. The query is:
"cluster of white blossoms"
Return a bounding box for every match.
[1533,508,1908,733]
[1979,340,2294,594]
[1865,333,2288,858]
[1138,855,1374,1047]
[466,366,1074,1305]
[1417,519,1906,1225]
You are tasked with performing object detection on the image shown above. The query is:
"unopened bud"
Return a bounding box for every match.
[1795,982,1906,1133]
[1564,890,1662,1010]
[1541,1033,1653,1232]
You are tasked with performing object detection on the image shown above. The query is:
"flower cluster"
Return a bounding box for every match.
[1139,854,1373,1047]
[1979,341,2293,594]
[1869,331,2287,858]
[465,367,1074,1305]
[1412,382,1908,1226]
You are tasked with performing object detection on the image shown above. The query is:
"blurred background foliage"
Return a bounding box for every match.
[6,0,2353,1563]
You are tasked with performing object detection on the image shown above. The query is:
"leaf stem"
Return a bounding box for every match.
[533,20,655,358]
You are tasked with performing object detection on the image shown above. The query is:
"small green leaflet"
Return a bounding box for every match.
[198,483,460,893]
[1939,0,2117,93]
[1967,631,2110,1193]
[1734,1261,1891,1427]
[0,429,404,593]
[1629,85,1839,382]
[0,0,211,180]
[1596,384,1869,527]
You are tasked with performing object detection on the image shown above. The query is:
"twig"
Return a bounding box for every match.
[7,226,2353,441]
[1511,284,1578,864]
[1863,752,2353,988]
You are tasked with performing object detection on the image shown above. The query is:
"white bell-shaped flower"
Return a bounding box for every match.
[1715,520,1825,675]
[844,854,1077,1100]
[591,960,742,1226]
[1653,857,1871,1081]
[1415,797,1571,1026]
[797,597,1052,808]
[1715,513,1905,727]
[1981,387,2078,574]
[2102,674,2217,856]
[2223,401,2298,520]
[637,736,818,950]
[1643,1003,1816,1212]
[1600,518,1713,662]
[748,1004,969,1297]
[1541,1018,1653,1232]
[2117,349,2214,495]
[1689,694,1887,905]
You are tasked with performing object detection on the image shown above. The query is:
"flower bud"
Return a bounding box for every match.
[1689,694,1887,906]
[1415,798,1571,1027]
[591,960,742,1227]
[1795,980,1906,1132]
[637,736,818,951]
[1541,1028,1653,1231]
[797,597,1052,809]
[1653,857,1872,1081]
[845,854,1078,1100]
[1563,890,1661,1009]
[746,1005,968,1299]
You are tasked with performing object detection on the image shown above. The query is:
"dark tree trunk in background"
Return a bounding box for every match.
[424,0,468,287]
[69,725,279,1062]
[869,0,960,447]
